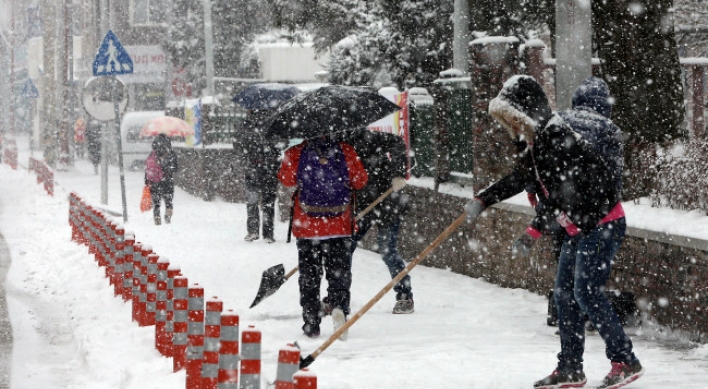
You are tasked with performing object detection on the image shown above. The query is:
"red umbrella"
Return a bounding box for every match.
[139,116,194,137]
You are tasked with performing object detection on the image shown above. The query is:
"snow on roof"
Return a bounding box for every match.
[470,36,520,46]
[121,110,164,126]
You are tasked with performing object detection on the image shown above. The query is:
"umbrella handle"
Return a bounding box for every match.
[300,212,468,368]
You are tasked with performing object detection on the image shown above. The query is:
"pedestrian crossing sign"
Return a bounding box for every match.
[92,30,134,77]
[21,79,39,99]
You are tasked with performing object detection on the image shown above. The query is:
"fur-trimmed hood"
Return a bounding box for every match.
[488,75,552,141]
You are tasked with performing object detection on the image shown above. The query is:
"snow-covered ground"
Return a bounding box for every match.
[2,134,708,389]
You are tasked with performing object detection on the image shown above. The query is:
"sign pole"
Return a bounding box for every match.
[113,77,128,222]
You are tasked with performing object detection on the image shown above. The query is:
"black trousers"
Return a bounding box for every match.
[246,187,276,239]
[296,237,353,330]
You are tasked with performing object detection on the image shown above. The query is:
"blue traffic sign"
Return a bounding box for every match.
[92,30,134,76]
[21,78,39,99]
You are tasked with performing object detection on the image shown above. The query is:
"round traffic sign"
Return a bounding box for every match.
[83,76,129,121]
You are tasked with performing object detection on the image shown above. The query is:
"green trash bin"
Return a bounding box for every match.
[409,88,435,177]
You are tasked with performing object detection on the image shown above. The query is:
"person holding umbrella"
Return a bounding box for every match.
[86,119,102,174]
[278,134,368,339]
[145,134,179,225]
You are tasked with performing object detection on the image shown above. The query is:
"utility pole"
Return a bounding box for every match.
[58,0,72,166]
[203,0,215,96]
[452,0,470,74]
[555,0,592,110]
[100,0,109,204]
[9,0,15,137]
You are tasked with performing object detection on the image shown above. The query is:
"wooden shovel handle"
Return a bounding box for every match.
[355,186,394,222]
[302,212,468,367]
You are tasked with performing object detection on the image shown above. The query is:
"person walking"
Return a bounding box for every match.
[464,75,642,389]
[235,109,281,243]
[145,134,178,225]
[86,119,102,174]
[278,135,368,339]
[334,129,413,314]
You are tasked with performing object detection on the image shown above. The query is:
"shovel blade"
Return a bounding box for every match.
[249,264,286,308]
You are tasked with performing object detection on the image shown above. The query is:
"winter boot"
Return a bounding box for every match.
[244,233,259,241]
[303,322,320,339]
[154,215,161,226]
[533,369,587,389]
[596,362,644,389]
[165,208,173,224]
[332,308,348,341]
[392,299,415,314]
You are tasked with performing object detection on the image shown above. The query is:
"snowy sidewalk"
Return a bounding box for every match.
[1,135,708,388]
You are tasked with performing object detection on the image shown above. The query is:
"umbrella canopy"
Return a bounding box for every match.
[232,83,301,110]
[263,85,401,140]
[139,116,194,138]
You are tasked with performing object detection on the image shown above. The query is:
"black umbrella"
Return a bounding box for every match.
[232,83,300,110]
[263,85,401,140]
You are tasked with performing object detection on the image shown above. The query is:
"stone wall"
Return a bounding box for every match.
[360,185,708,341]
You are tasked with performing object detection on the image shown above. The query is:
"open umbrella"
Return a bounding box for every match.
[263,85,401,140]
[139,116,194,138]
[232,83,300,110]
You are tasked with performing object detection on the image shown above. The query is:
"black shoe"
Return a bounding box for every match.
[303,323,320,339]
[533,369,587,389]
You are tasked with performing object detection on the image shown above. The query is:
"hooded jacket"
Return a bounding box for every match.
[478,75,622,234]
[334,129,410,225]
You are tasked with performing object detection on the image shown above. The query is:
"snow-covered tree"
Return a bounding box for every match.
[163,0,271,92]
[593,0,685,199]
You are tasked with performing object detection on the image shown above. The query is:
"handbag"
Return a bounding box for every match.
[140,185,152,213]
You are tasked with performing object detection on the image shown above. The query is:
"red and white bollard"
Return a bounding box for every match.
[113,225,125,297]
[165,265,182,358]
[240,325,261,389]
[137,245,153,326]
[121,233,136,302]
[218,310,240,389]
[186,283,205,389]
[173,276,189,372]
[293,369,317,389]
[202,297,222,389]
[145,253,160,326]
[155,257,170,355]
[275,344,300,389]
[131,242,144,323]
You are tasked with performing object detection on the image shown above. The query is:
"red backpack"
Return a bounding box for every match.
[145,151,165,182]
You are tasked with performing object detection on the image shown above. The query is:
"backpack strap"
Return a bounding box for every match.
[287,188,298,243]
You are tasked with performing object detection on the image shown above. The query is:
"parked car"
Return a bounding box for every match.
[119,110,165,170]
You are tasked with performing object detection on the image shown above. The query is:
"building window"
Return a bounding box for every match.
[132,0,166,25]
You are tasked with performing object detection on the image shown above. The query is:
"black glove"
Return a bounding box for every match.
[464,198,485,223]
[512,232,538,258]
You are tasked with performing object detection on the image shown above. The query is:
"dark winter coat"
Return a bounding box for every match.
[146,135,179,195]
[480,75,622,233]
[234,110,280,194]
[86,120,102,166]
[558,77,623,197]
[335,129,410,225]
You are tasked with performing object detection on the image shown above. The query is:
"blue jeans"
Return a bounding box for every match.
[555,217,638,373]
[354,217,413,300]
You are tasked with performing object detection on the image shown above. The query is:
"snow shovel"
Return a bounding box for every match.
[249,185,398,309]
[299,211,467,368]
